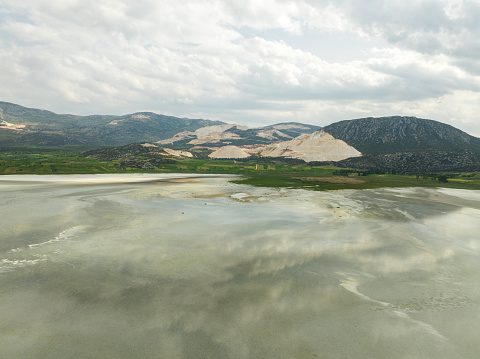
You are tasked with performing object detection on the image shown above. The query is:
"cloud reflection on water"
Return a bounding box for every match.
[0,174,478,359]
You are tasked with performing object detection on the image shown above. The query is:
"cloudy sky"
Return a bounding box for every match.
[1,0,480,134]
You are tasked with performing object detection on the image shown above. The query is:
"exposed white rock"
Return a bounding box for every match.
[255,129,292,140]
[194,124,245,136]
[159,124,249,145]
[189,125,245,145]
[258,130,361,162]
[268,124,311,130]
[0,120,26,131]
[131,114,151,119]
[141,143,158,148]
[157,130,195,144]
[109,114,151,125]
[139,143,193,157]
[164,148,193,158]
[208,146,251,159]
[157,123,317,146]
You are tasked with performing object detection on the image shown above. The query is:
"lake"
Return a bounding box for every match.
[1,174,479,358]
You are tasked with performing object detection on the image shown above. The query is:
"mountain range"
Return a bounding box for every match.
[2,101,480,172]
[0,101,223,149]
[158,123,321,148]
[0,101,320,149]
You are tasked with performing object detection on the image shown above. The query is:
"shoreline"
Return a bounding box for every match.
[1,172,479,192]
[0,173,237,184]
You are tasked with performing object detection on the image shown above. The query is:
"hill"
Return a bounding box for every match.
[322,116,480,154]
[0,102,320,150]
[3,102,480,172]
[257,130,362,162]
[158,122,321,148]
[83,142,181,170]
[322,116,480,172]
[0,102,224,149]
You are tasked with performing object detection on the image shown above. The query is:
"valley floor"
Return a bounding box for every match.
[1,151,480,191]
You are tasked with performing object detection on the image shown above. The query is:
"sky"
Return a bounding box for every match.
[1,0,480,135]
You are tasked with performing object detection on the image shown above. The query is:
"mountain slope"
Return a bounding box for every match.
[83,142,180,170]
[322,116,480,171]
[158,122,321,148]
[337,151,480,172]
[3,102,480,172]
[0,102,320,150]
[322,116,480,155]
[0,102,224,149]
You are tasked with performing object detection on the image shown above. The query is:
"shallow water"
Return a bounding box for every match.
[1,174,479,359]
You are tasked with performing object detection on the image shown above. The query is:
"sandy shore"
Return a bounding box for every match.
[0,173,233,184]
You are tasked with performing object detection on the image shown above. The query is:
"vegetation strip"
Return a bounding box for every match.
[1,151,479,191]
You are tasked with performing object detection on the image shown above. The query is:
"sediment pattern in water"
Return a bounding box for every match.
[0,174,479,359]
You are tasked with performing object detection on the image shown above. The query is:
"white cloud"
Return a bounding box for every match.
[0,0,480,134]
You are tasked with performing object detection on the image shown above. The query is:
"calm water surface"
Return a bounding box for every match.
[1,174,479,358]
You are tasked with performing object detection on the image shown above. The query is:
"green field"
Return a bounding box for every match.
[1,151,480,191]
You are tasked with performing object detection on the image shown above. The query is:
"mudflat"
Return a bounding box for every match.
[1,174,479,359]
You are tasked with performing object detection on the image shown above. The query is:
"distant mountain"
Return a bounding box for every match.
[322,116,480,155]
[158,122,321,148]
[0,102,319,150]
[0,101,224,149]
[80,114,480,171]
[3,101,480,172]
[322,116,480,171]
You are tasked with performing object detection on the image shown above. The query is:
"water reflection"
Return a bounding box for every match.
[0,174,479,359]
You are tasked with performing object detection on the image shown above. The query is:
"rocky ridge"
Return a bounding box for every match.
[257,130,362,162]
[157,122,321,148]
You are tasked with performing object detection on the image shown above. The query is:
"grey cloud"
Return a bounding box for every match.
[367,60,480,99]
[235,57,477,104]
[327,0,480,59]
[453,58,480,76]
[1,0,480,131]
